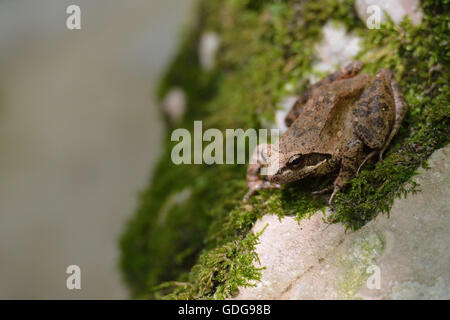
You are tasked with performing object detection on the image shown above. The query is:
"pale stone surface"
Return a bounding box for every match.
[199,31,220,71]
[355,0,423,26]
[234,145,450,300]
[312,21,361,76]
[276,96,297,133]
[163,87,187,124]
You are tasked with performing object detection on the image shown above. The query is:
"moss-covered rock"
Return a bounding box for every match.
[119,0,449,299]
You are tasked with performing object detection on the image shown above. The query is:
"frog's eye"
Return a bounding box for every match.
[288,154,303,168]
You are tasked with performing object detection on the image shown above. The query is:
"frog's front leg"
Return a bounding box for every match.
[329,139,364,205]
[243,144,282,203]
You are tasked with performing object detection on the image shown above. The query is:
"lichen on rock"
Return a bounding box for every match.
[336,232,385,299]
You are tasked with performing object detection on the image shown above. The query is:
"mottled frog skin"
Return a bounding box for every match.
[244,61,408,205]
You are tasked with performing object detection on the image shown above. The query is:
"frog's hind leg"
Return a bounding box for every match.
[378,72,408,161]
[352,69,407,173]
[329,139,364,206]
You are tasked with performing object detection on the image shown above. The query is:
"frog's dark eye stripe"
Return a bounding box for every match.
[304,153,332,166]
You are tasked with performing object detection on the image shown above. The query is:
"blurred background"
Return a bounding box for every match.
[0,0,193,299]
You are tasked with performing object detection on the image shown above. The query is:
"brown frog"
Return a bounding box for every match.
[243,61,408,205]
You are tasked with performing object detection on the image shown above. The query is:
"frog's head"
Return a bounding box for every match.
[265,145,331,184]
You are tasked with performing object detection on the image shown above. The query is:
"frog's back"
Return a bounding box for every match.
[279,92,334,155]
[281,75,368,155]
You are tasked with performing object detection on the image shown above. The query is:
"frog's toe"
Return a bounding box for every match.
[312,185,333,195]
[356,150,378,175]
[243,188,257,203]
[243,182,260,202]
[378,150,385,162]
[243,182,282,202]
[266,182,283,189]
[327,186,340,207]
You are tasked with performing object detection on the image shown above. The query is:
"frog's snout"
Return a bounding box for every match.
[268,173,282,184]
[267,166,292,184]
[265,158,283,181]
[267,170,280,183]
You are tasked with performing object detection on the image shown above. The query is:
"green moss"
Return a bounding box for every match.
[156,225,268,300]
[120,0,449,299]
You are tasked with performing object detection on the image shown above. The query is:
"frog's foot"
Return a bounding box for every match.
[243,181,282,203]
[243,189,256,203]
[312,185,333,196]
[378,149,385,162]
[311,185,340,207]
[356,150,378,175]
[328,186,340,207]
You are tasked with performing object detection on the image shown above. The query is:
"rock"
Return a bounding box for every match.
[163,87,186,124]
[234,144,450,299]
[312,21,361,76]
[355,0,423,26]
[198,31,220,71]
[275,96,297,134]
